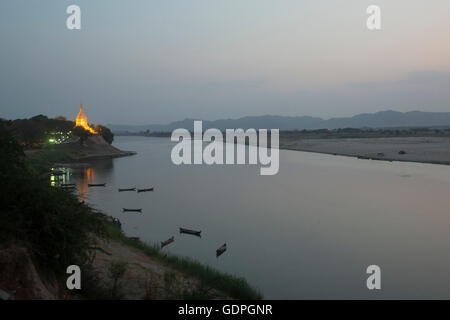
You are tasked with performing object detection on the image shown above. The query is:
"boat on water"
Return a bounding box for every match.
[88,183,106,187]
[137,188,154,193]
[118,188,136,192]
[122,208,142,213]
[50,170,65,176]
[216,243,227,257]
[61,183,76,187]
[60,185,76,191]
[179,227,201,237]
[161,236,175,248]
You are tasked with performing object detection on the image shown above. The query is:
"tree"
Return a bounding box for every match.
[8,115,76,146]
[94,125,114,144]
[72,126,92,145]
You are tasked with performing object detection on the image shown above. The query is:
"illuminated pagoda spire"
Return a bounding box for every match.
[75,102,97,134]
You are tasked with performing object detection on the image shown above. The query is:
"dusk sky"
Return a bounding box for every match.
[1,0,449,125]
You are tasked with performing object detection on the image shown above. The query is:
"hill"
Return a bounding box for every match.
[109,110,450,133]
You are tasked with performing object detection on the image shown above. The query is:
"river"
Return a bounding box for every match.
[58,136,450,299]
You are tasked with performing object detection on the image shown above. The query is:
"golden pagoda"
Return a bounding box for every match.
[75,103,97,134]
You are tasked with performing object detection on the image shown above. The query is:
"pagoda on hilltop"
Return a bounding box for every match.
[75,103,97,134]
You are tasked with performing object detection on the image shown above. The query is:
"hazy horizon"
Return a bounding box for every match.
[1,1,450,125]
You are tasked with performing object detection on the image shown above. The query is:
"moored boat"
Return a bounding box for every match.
[216,243,227,257]
[118,187,136,192]
[60,185,76,191]
[161,236,175,248]
[179,227,201,237]
[137,188,154,192]
[122,208,142,213]
[88,183,106,187]
[50,170,65,176]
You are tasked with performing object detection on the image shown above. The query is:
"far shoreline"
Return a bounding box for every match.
[278,136,450,167]
[280,145,450,167]
[114,134,450,167]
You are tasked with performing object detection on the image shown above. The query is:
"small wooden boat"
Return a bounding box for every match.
[161,236,175,248]
[60,186,76,191]
[179,227,201,237]
[216,243,227,257]
[61,183,76,187]
[122,208,142,213]
[137,188,154,193]
[88,183,106,187]
[50,170,65,176]
[118,187,136,192]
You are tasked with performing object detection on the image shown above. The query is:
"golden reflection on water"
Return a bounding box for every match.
[48,167,96,202]
[77,167,95,202]
[49,159,112,202]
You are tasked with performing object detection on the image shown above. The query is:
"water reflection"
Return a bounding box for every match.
[76,168,95,202]
[76,160,113,201]
[50,159,114,202]
[49,167,72,187]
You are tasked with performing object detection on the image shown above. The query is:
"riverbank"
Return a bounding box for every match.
[279,136,450,165]
[25,135,136,169]
[94,221,262,300]
[0,220,262,300]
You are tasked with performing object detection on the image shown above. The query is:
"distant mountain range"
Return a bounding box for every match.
[108,110,450,133]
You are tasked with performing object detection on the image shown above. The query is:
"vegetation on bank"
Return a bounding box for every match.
[280,127,450,140]
[3,115,114,147]
[0,125,108,283]
[0,124,261,300]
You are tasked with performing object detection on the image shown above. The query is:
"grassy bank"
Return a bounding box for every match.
[105,222,262,300]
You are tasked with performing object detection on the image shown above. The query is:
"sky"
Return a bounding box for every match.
[1,0,450,125]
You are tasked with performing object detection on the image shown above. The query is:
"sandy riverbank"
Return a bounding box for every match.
[91,238,227,299]
[279,136,450,165]
[0,238,229,300]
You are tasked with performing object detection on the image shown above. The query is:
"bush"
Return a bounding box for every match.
[95,124,114,144]
[72,126,92,145]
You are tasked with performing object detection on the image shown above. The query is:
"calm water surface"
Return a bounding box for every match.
[60,136,450,299]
